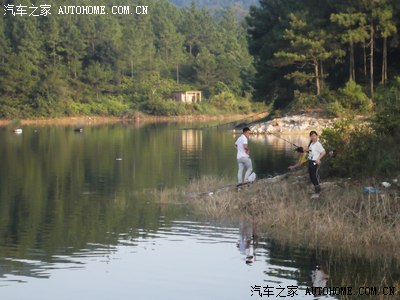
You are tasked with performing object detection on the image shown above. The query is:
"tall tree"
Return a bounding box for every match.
[60,16,86,79]
[5,8,44,100]
[194,47,218,88]
[274,13,332,95]
[152,1,185,81]
[330,12,368,82]
[217,7,254,93]
[246,0,300,104]
[375,4,396,85]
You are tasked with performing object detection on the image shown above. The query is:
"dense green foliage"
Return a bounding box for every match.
[0,0,255,118]
[247,0,400,109]
[171,0,258,8]
[170,0,259,21]
[321,78,400,177]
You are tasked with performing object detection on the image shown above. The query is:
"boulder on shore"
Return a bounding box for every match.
[249,114,336,134]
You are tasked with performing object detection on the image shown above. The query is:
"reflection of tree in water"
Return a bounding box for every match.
[0,125,189,280]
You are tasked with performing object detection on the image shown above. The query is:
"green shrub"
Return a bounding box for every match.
[145,98,188,116]
[321,117,399,177]
[338,81,372,112]
[68,102,92,115]
[291,90,318,110]
[209,91,239,112]
[373,77,400,138]
[208,91,253,113]
[327,100,347,117]
[0,97,36,119]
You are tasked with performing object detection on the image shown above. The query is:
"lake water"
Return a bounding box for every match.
[0,122,398,299]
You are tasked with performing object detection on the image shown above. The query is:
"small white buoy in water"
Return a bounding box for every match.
[381,182,391,188]
[116,158,122,161]
[13,128,22,134]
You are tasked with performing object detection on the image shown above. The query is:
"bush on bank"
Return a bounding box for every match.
[0,85,259,119]
[321,79,400,178]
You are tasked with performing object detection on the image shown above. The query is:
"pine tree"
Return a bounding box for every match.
[274,13,332,95]
[330,12,369,82]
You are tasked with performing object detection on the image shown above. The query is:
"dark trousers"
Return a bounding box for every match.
[308,160,321,193]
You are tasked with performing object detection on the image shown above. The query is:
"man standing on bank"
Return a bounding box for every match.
[308,131,326,196]
[235,127,253,184]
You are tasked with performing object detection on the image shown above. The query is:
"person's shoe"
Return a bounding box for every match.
[311,193,320,199]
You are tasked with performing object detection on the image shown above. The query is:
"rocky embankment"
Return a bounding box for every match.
[250,113,336,134]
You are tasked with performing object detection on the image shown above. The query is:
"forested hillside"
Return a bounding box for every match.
[246,0,400,176]
[170,0,257,8]
[0,0,254,118]
[247,0,400,110]
[169,0,258,19]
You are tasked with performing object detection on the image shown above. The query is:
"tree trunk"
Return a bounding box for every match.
[320,61,324,91]
[381,36,387,85]
[363,41,367,77]
[130,56,134,79]
[320,61,324,80]
[53,41,56,66]
[73,57,77,79]
[176,63,179,84]
[370,24,374,98]
[314,59,320,96]
[349,42,355,81]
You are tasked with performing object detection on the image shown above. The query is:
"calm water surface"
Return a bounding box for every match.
[0,123,398,299]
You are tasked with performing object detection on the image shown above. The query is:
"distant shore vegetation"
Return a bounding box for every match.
[0,0,256,118]
[1,0,399,177]
[2,0,400,121]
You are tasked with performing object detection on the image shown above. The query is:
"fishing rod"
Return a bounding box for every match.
[267,132,336,157]
[213,111,268,129]
[265,131,301,148]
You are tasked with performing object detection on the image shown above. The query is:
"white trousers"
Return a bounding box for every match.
[237,157,252,183]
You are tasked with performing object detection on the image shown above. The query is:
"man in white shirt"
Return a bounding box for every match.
[235,127,253,184]
[308,131,326,195]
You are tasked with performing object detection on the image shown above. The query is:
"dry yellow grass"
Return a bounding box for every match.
[172,172,400,260]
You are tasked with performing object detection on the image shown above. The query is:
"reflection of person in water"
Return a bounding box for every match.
[312,264,329,287]
[310,252,329,295]
[311,264,329,295]
[237,220,258,264]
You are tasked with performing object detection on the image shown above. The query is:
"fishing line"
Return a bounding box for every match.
[265,131,300,148]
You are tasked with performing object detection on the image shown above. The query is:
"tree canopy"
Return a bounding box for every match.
[0,0,254,118]
[247,0,400,108]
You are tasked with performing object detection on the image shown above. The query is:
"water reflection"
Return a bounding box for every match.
[181,129,202,154]
[0,219,337,299]
[237,220,258,265]
[0,124,399,299]
[1,216,399,299]
[311,264,329,294]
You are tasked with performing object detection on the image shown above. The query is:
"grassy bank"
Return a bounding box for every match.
[160,172,400,260]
